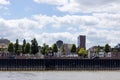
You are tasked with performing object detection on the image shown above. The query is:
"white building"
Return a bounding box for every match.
[88,46,112,59]
[0,38,10,54]
[64,43,73,55]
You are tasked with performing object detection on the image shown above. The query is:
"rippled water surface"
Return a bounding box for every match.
[0,71,120,80]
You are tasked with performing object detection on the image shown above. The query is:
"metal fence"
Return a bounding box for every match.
[0,59,119,71]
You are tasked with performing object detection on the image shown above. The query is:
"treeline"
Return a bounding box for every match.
[8,38,38,55]
[7,38,88,57]
[8,38,111,58]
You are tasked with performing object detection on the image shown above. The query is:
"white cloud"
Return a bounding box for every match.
[67,27,77,31]
[59,0,120,13]
[35,32,77,46]
[0,0,10,5]
[0,18,42,42]
[0,0,118,48]
[1,13,120,48]
[34,0,68,5]
[0,0,10,16]
[34,0,120,13]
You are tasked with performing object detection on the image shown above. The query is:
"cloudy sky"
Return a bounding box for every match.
[0,0,120,49]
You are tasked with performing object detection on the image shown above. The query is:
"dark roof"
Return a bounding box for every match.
[89,46,104,50]
[0,39,10,45]
[56,40,63,48]
[111,48,120,52]
[115,44,120,48]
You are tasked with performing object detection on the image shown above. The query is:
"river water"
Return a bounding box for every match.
[0,71,120,80]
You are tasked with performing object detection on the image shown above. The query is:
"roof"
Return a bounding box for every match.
[88,46,104,50]
[0,39,10,45]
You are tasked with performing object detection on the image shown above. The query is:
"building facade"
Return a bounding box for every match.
[88,46,112,59]
[56,40,63,56]
[78,35,86,49]
[56,40,63,49]
[0,38,10,54]
[63,44,73,55]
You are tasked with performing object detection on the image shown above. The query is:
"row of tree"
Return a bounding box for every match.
[7,38,88,57]
[39,43,87,57]
[8,38,39,55]
[96,44,111,53]
[8,38,112,58]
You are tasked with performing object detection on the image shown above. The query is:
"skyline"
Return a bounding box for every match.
[0,0,120,49]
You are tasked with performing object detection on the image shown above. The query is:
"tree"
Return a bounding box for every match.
[78,48,87,57]
[45,45,49,54]
[71,44,76,53]
[104,44,110,53]
[22,39,26,54]
[24,43,30,54]
[49,47,53,56]
[8,42,14,54]
[41,43,46,55]
[96,45,100,53]
[62,45,66,55]
[41,43,50,55]
[14,39,19,54]
[52,43,58,53]
[31,38,39,54]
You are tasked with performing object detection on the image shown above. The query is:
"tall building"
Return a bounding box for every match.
[78,35,86,49]
[56,40,63,56]
[56,40,63,49]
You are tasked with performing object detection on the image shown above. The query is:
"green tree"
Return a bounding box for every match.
[52,43,58,56]
[41,43,50,55]
[78,48,87,57]
[31,38,39,54]
[8,42,14,54]
[52,43,58,53]
[62,45,66,55]
[14,39,19,54]
[104,44,110,53]
[24,43,30,54]
[96,45,100,53]
[41,43,46,55]
[22,39,26,54]
[71,44,76,53]
[49,47,53,53]
[45,45,49,54]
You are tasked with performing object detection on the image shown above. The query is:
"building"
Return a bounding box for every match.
[78,35,86,49]
[110,48,120,59]
[56,40,63,56]
[88,46,98,58]
[115,44,120,48]
[88,46,112,59]
[63,43,73,55]
[56,40,63,49]
[0,38,10,54]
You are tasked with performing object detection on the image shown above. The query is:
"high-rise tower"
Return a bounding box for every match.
[78,35,86,49]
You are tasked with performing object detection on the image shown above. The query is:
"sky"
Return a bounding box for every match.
[0,0,120,49]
